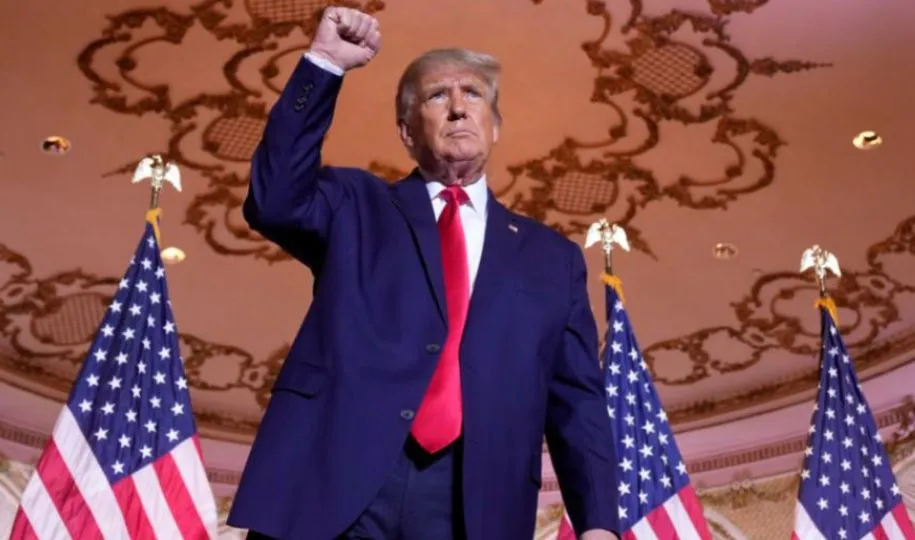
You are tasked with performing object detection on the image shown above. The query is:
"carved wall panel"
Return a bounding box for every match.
[77,0,824,260]
[0,241,282,438]
[652,213,915,423]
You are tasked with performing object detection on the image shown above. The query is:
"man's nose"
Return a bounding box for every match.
[447,93,467,120]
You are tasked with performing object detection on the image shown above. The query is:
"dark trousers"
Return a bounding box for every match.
[248,437,465,540]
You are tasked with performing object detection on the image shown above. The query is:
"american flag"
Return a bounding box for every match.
[10,221,218,539]
[792,306,915,539]
[558,279,711,540]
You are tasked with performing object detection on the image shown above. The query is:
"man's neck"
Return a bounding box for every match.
[420,166,485,187]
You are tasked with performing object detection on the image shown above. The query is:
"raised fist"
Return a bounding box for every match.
[309,7,381,72]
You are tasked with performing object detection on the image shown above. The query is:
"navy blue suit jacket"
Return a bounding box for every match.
[227,57,620,539]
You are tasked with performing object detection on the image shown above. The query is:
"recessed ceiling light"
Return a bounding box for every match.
[713,242,738,260]
[161,247,186,265]
[41,136,71,155]
[853,131,882,150]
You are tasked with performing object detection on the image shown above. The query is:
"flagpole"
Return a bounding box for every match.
[131,154,183,243]
[584,218,630,303]
[799,244,841,323]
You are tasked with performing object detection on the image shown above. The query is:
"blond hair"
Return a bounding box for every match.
[395,48,502,125]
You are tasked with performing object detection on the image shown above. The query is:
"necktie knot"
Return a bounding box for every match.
[441,185,469,206]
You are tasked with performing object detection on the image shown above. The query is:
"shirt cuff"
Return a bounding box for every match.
[303,52,344,76]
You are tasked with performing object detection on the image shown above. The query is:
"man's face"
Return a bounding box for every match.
[399,65,499,180]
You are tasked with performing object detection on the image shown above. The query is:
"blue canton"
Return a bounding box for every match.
[67,223,197,482]
[602,286,690,529]
[797,308,903,539]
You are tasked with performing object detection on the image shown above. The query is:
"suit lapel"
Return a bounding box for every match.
[390,172,448,323]
[465,195,523,328]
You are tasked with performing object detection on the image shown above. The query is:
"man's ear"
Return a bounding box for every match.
[398,121,414,150]
[492,122,500,144]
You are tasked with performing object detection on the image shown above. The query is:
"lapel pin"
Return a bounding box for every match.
[508,223,518,233]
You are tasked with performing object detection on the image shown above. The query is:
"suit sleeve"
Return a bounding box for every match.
[544,244,621,535]
[242,55,349,266]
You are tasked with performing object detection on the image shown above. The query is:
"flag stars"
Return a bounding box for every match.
[816,497,828,510]
[149,396,161,409]
[101,324,114,337]
[118,278,130,290]
[155,266,165,279]
[101,402,115,415]
[819,474,830,487]
[125,409,137,423]
[122,328,135,341]
[108,377,122,391]
[144,420,156,433]
[163,321,175,334]
[141,258,152,270]
[131,385,141,399]
[94,427,108,441]
[111,301,122,313]
[136,280,148,293]
[150,292,161,304]
[166,429,180,442]
[129,304,142,316]
[112,461,125,475]
[171,403,185,416]
[87,374,100,387]
[78,399,92,413]
[115,353,128,366]
[94,349,107,362]
[140,445,153,459]
[153,372,166,385]
[176,377,188,390]
[118,435,130,449]
[158,347,171,360]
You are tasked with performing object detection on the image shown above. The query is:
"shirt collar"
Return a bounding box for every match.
[424,174,489,216]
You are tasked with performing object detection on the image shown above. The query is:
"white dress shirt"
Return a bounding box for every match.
[302,52,489,292]
[425,177,488,292]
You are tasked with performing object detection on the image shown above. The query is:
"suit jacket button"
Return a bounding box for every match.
[425,344,440,353]
[400,409,415,420]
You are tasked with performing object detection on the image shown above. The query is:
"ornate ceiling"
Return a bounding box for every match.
[1,0,913,456]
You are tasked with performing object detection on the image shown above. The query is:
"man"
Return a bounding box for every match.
[228,7,620,540]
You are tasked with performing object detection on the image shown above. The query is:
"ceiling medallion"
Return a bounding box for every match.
[77,0,828,262]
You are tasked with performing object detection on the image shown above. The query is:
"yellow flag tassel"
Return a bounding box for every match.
[145,208,162,245]
[814,296,839,326]
[601,273,625,305]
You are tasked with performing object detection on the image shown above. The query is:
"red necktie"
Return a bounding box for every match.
[411,186,470,454]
